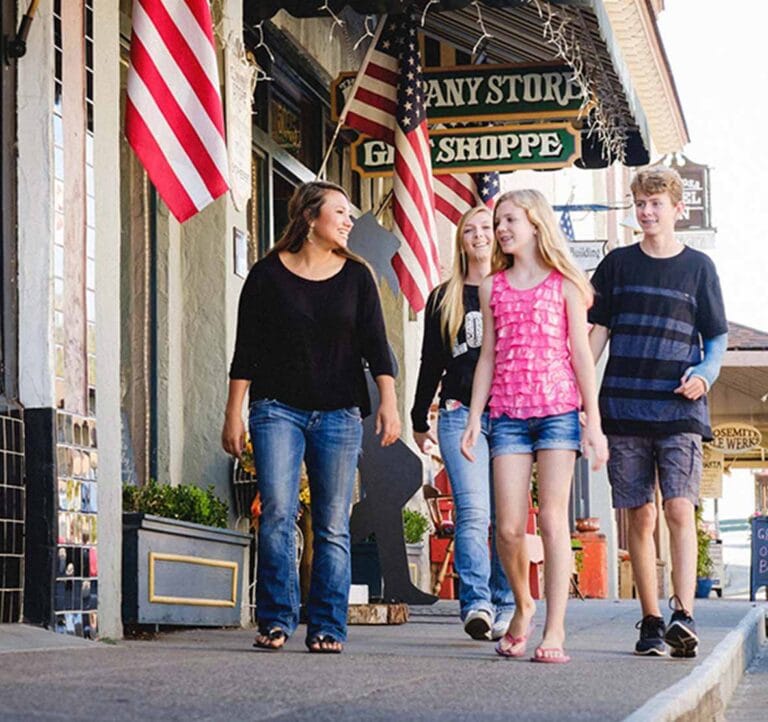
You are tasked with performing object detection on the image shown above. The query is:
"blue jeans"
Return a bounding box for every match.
[438,403,514,620]
[249,399,363,643]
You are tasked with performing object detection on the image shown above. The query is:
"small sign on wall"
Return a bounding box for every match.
[225,41,256,211]
[233,227,249,278]
[750,516,768,600]
[700,446,724,499]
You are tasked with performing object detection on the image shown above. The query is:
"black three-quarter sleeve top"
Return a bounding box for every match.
[229,253,394,418]
[410,283,484,433]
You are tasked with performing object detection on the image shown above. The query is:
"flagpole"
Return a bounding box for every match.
[316,14,388,180]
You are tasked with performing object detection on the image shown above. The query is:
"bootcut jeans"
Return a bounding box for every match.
[249,398,363,643]
[438,403,515,622]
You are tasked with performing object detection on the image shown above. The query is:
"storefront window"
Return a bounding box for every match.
[270,97,302,159]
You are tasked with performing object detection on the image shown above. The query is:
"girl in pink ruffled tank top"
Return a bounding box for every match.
[460,189,608,665]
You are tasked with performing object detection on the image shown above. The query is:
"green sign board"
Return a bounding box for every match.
[332,62,588,124]
[351,123,581,177]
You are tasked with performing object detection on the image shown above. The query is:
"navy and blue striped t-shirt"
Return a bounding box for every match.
[588,243,727,440]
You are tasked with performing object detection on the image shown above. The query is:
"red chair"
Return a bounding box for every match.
[423,484,456,596]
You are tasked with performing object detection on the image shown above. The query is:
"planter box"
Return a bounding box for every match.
[122,513,250,627]
[406,541,425,588]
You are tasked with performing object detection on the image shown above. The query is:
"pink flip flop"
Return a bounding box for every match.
[531,646,571,664]
[495,621,535,658]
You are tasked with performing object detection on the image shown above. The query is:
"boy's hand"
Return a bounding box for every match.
[674,374,707,401]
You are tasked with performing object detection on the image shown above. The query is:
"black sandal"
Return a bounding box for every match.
[306,634,343,654]
[253,627,287,651]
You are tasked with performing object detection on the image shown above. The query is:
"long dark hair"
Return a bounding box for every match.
[270,181,361,262]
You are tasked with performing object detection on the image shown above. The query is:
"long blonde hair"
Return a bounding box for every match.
[436,205,505,346]
[493,189,593,307]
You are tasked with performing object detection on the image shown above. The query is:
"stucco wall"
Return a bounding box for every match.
[93,0,122,640]
[17,3,54,408]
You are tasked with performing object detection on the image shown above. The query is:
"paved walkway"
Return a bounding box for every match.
[725,639,768,721]
[0,599,765,721]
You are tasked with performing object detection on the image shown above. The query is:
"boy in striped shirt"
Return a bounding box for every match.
[589,166,727,657]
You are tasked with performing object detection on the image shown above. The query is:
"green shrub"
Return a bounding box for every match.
[123,479,228,529]
[402,508,429,544]
[696,506,713,579]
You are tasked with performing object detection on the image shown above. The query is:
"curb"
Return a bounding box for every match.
[623,606,767,722]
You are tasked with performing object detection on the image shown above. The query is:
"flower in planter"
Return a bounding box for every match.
[240,436,256,475]
[299,464,311,509]
[403,508,430,545]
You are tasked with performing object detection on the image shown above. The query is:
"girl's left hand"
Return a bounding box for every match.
[582,423,609,471]
[376,399,401,447]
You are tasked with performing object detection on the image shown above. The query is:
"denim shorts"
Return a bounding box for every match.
[606,433,702,509]
[489,410,581,458]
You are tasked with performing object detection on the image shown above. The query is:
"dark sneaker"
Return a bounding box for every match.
[634,615,667,656]
[665,609,698,658]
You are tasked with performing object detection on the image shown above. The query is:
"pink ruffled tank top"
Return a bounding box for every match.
[489,269,581,419]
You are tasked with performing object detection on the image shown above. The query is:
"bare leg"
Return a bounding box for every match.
[627,503,662,618]
[664,497,697,613]
[536,450,576,651]
[493,453,536,638]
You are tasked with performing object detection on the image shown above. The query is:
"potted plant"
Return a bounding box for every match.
[403,508,430,546]
[403,508,430,588]
[695,506,714,599]
[122,479,250,628]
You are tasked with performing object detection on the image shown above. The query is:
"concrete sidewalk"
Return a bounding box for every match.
[0,599,765,722]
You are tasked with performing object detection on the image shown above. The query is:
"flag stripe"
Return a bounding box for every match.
[436,174,476,207]
[128,34,228,195]
[343,15,440,312]
[350,86,398,118]
[344,113,395,144]
[125,99,198,221]
[363,56,399,85]
[141,0,225,134]
[132,2,227,162]
[126,0,229,222]
[434,172,500,225]
[127,70,214,211]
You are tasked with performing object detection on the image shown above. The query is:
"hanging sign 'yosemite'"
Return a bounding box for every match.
[331,62,588,124]
[351,123,581,177]
[708,423,763,454]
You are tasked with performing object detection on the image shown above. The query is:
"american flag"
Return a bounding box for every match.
[343,15,440,312]
[125,0,229,223]
[434,172,500,225]
[559,208,576,241]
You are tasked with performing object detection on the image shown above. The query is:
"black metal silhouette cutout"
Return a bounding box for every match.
[350,368,437,605]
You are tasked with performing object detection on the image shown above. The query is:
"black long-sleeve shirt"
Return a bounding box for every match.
[229,253,394,417]
[410,283,484,432]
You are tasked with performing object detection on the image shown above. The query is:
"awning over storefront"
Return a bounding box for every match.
[249,1,591,22]
[710,322,768,469]
[247,0,688,164]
